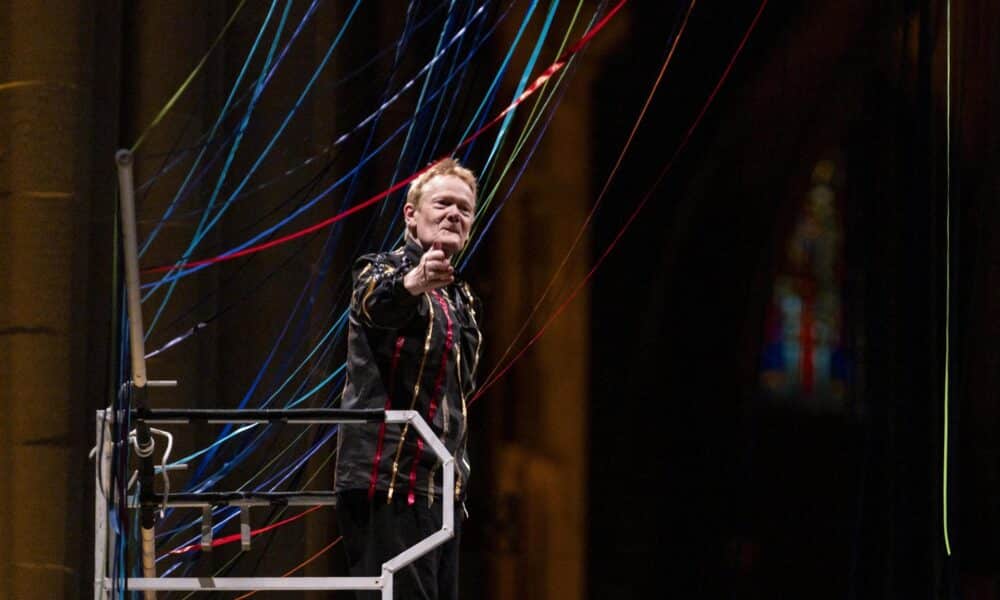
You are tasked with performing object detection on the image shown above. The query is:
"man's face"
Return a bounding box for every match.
[404,174,476,256]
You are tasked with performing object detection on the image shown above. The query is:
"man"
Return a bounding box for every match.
[334,158,483,600]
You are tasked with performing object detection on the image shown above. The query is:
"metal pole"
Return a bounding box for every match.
[94,411,112,600]
[382,571,393,600]
[115,149,147,388]
[116,149,156,599]
[134,409,157,600]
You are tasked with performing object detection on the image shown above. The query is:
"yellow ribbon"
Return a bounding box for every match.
[130,0,249,152]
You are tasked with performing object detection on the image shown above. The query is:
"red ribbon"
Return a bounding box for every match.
[369,335,406,499]
[142,0,629,277]
[407,290,454,505]
[166,504,322,556]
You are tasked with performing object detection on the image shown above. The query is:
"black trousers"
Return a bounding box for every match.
[336,490,462,600]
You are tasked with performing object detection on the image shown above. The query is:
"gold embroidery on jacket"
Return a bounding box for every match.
[355,262,398,325]
[361,278,377,323]
[449,284,480,500]
[461,282,483,384]
[352,264,373,316]
[428,462,438,506]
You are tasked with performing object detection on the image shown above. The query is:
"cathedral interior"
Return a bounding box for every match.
[1,1,999,598]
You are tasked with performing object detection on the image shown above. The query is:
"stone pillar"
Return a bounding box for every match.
[487,10,625,598]
[0,2,96,597]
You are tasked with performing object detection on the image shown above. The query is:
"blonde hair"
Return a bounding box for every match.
[405,158,477,207]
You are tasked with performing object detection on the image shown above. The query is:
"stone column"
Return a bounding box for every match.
[487,9,625,598]
[0,2,96,597]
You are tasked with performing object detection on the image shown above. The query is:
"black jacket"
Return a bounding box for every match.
[334,238,483,504]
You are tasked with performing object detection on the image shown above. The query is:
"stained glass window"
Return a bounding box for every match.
[760,160,850,413]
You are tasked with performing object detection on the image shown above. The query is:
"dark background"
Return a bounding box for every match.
[588,1,999,598]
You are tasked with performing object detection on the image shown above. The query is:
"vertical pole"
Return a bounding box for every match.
[201,506,214,552]
[382,571,393,600]
[115,149,147,387]
[241,506,252,552]
[94,410,111,600]
[116,150,156,598]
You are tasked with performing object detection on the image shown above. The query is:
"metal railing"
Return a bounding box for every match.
[94,408,455,599]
